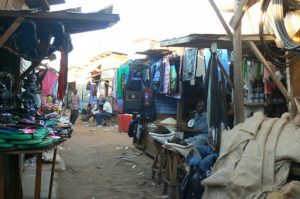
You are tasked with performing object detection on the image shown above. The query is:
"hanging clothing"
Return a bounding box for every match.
[117,63,130,98]
[162,58,171,94]
[196,53,206,78]
[170,65,177,94]
[183,48,198,81]
[113,70,117,99]
[206,52,225,150]
[42,69,58,96]
[52,79,58,99]
[57,48,68,100]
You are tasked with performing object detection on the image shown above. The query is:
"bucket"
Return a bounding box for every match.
[117,114,132,133]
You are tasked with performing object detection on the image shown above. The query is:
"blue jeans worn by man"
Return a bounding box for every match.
[96,112,112,126]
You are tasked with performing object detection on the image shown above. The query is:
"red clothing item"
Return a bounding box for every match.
[57,48,68,100]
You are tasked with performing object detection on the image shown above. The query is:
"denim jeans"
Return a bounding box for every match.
[96,112,112,125]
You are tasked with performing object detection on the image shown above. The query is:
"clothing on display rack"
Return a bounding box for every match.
[183,48,198,81]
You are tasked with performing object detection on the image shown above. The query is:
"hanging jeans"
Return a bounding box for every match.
[96,112,112,125]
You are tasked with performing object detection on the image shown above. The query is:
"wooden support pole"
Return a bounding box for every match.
[34,153,43,199]
[289,58,300,117]
[233,0,245,124]
[176,100,183,129]
[0,17,24,48]
[208,0,233,41]
[0,155,4,199]
[229,0,259,30]
[247,41,290,101]
[48,148,57,199]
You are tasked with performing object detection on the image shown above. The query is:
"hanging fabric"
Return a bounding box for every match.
[183,48,198,81]
[57,47,68,100]
[162,57,171,94]
[206,51,225,151]
[170,65,177,94]
[41,69,58,96]
[196,52,206,78]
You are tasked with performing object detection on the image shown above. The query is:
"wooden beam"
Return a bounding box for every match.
[176,100,183,129]
[233,0,245,124]
[289,58,300,117]
[208,0,233,41]
[0,10,119,22]
[248,41,290,101]
[229,0,259,30]
[0,17,24,48]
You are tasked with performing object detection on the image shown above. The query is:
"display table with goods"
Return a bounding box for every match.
[0,113,72,199]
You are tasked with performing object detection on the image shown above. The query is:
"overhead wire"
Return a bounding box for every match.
[273,0,300,52]
[259,0,299,68]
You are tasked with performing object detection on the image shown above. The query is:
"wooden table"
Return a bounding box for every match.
[151,140,166,184]
[161,145,182,199]
[0,143,59,199]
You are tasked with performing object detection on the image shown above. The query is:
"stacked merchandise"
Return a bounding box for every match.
[115,60,156,119]
[0,70,71,150]
[0,117,61,150]
[243,58,265,104]
[242,57,288,117]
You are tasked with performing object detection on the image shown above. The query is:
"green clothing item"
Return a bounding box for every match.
[117,62,130,98]
[170,65,177,93]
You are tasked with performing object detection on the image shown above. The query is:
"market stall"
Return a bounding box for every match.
[146,0,300,198]
[0,3,119,199]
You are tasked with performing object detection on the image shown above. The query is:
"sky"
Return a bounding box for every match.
[50,0,234,67]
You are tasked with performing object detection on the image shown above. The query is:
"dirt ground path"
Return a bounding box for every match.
[56,120,164,199]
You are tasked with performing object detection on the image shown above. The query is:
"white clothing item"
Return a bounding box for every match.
[92,110,100,115]
[103,102,112,113]
[91,104,99,115]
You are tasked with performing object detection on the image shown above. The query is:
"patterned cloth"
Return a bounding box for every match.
[155,95,177,114]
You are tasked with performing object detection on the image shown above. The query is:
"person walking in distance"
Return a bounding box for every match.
[69,89,80,124]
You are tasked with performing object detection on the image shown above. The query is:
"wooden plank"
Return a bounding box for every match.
[229,0,259,29]
[233,0,245,124]
[176,100,183,129]
[160,34,275,49]
[248,41,290,101]
[0,17,24,48]
[289,58,300,117]
[208,0,233,41]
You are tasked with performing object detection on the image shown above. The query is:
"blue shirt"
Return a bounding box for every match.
[193,112,208,133]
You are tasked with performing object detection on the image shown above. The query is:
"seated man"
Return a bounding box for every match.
[184,101,218,176]
[96,98,112,127]
[183,100,208,140]
[81,100,103,122]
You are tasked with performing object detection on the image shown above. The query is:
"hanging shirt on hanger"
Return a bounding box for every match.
[162,57,171,94]
[183,48,198,81]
